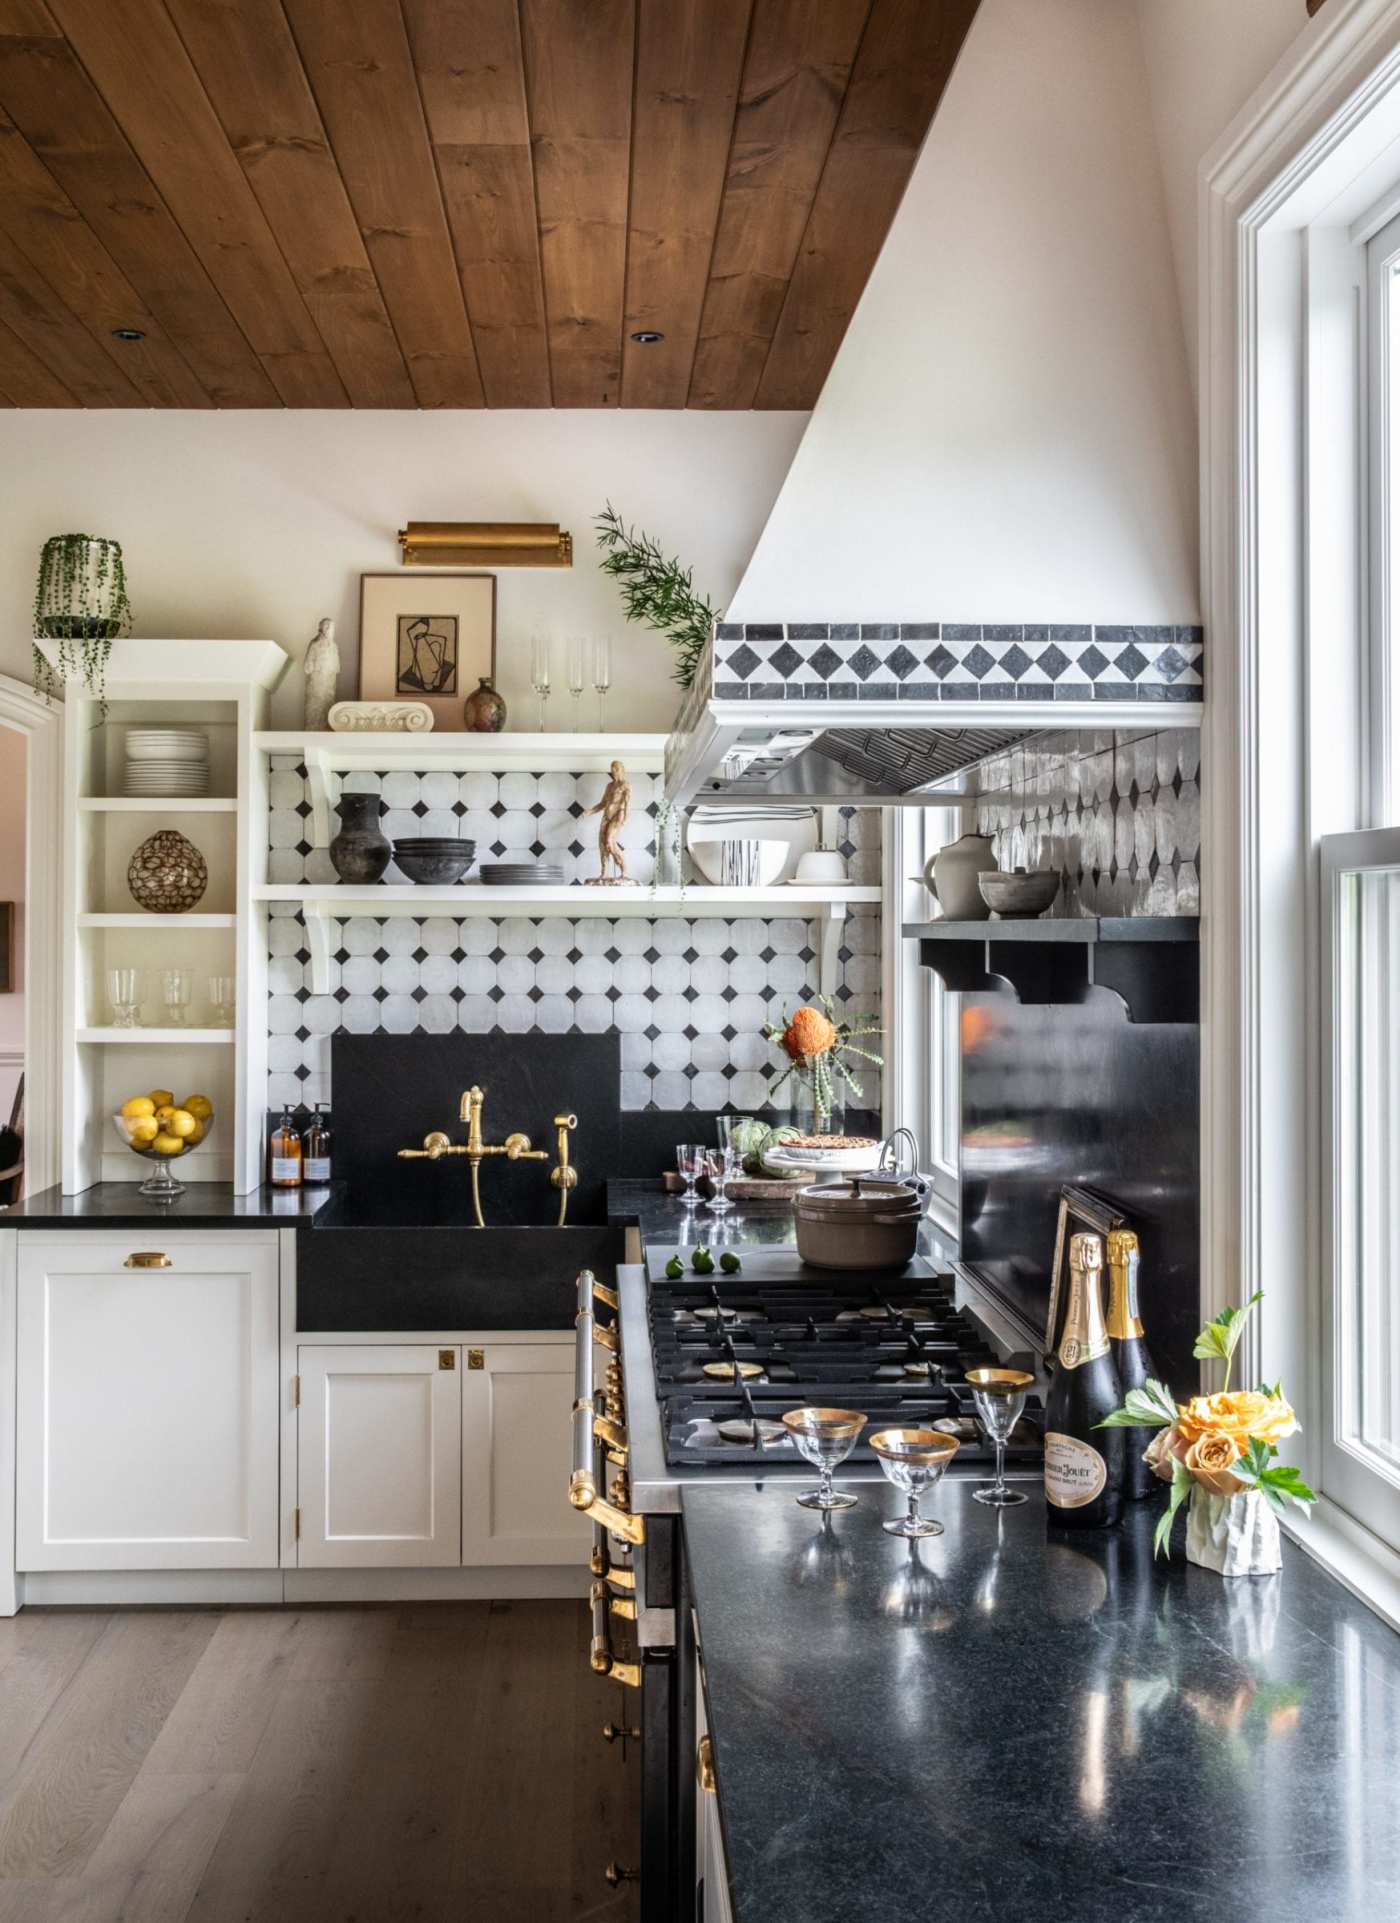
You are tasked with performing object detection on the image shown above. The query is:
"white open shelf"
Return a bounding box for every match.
[79,797,239,813]
[77,1028,236,1045]
[77,912,239,929]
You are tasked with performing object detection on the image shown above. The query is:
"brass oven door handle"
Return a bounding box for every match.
[570,1272,644,1545]
[697,1735,717,1794]
[124,1252,171,1269]
[590,1579,640,1688]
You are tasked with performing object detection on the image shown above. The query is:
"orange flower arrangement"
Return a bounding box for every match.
[761,996,882,1128]
[780,1006,838,1062]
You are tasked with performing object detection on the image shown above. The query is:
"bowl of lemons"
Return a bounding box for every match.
[114,1088,215,1199]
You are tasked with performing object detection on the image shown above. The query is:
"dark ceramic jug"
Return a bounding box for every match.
[330,792,391,884]
[463,675,507,732]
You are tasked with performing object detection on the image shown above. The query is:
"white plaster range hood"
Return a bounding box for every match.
[663,623,1204,808]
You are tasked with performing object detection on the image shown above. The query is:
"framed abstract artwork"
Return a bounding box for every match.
[358,573,496,729]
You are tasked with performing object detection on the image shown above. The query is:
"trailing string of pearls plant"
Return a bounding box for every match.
[32,532,132,710]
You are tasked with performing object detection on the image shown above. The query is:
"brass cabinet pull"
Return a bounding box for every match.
[589,1580,640,1688]
[697,1734,716,1794]
[438,1350,456,1371]
[601,1721,640,1745]
[124,1252,171,1269]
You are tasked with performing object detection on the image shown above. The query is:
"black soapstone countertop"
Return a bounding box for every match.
[682,1479,1400,1923]
[606,1177,955,1262]
[4,1181,336,1228]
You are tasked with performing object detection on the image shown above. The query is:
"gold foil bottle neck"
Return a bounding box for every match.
[1106,1228,1139,1264]
[1068,1231,1103,1271]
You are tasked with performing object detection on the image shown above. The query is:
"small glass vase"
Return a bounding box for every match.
[1185,1486,1282,1577]
[786,1064,845,1138]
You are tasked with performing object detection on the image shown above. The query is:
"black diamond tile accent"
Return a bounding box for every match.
[295,840,312,858]
[528,986,544,1002]
[848,644,881,681]
[373,947,389,963]
[727,643,761,680]
[1155,645,1187,682]
[964,643,996,679]
[1078,644,1109,680]
[452,801,468,816]
[373,987,388,1001]
[412,986,427,1002]
[1036,643,1070,681]
[1114,644,1148,679]
[770,641,803,678]
[412,800,429,816]
[808,643,842,681]
[488,985,505,1002]
[490,801,506,817]
[1001,643,1033,680]
[887,644,918,680]
[295,1063,311,1079]
[925,645,956,678]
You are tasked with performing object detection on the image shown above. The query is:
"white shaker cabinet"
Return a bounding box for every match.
[460,1341,592,1566]
[16,1234,280,1571]
[297,1345,462,1567]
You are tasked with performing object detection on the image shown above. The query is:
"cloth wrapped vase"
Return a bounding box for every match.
[1185,1486,1282,1577]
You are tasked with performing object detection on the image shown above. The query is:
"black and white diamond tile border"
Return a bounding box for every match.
[702,622,1204,705]
[971,728,1200,919]
[265,905,882,1115]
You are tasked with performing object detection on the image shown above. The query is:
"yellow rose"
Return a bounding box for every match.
[1184,1430,1247,1497]
[1176,1389,1297,1447]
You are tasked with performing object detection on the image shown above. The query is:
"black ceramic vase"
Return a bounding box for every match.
[330,793,391,884]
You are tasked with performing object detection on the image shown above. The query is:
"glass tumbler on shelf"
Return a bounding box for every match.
[781,1407,868,1511]
[107,968,142,1029]
[965,1368,1035,1506]
[208,976,236,1028]
[869,1427,960,1537]
[158,966,193,1028]
[567,636,586,728]
[593,635,611,729]
[530,633,551,730]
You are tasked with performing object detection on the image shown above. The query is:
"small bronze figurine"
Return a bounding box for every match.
[584,760,635,884]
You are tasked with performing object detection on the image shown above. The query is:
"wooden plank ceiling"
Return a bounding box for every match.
[0,0,979,409]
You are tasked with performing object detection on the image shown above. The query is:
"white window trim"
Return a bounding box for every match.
[883,806,960,1239]
[1202,0,1400,1609]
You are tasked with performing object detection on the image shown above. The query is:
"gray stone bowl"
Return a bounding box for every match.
[977,867,1059,918]
[392,840,476,885]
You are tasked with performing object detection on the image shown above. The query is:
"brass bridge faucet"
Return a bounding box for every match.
[397,1084,578,1227]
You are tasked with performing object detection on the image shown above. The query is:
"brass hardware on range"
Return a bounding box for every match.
[569,1468,645,1545]
[396,1085,579,1228]
[601,1722,640,1745]
[589,1581,640,1687]
[467,1348,485,1370]
[697,1735,716,1794]
[124,1252,171,1269]
[603,1864,637,1889]
[592,1322,618,1353]
[590,1545,635,1590]
[593,1413,628,1455]
[591,1276,619,1311]
[438,1350,456,1371]
[609,1594,637,1623]
[397,521,572,569]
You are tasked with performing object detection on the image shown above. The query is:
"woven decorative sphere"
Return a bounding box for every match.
[127,829,208,914]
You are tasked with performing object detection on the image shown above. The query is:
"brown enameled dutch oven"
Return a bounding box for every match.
[794,1176,923,1271]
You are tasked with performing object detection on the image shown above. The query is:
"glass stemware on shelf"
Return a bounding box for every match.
[676,1143,705,1207]
[593,635,611,729]
[530,633,551,730]
[965,1368,1035,1506]
[567,636,586,728]
[107,968,142,1029]
[781,1406,867,1511]
[704,1145,736,1214]
[159,966,192,1028]
[208,976,236,1028]
[869,1427,959,1537]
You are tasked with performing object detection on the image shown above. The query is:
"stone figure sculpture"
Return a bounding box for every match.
[584,760,634,884]
[303,618,339,731]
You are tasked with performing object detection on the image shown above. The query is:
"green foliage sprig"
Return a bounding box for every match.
[594,504,720,689]
[32,533,132,710]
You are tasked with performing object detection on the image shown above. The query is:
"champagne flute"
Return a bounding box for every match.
[965,1367,1034,1507]
[869,1427,959,1537]
[781,1407,867,1511]
[530,633,551,730]
[567,636,586,729]
[593,635,612,729]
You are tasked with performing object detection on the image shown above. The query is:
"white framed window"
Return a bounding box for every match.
[884,805,962,1226]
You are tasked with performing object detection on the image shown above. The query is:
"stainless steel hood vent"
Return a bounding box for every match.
[663,625,1204,808]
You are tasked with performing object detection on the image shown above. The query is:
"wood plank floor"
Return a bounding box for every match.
[0,1602,640,1922]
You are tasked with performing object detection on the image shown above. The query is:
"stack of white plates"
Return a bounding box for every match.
[124,729,210,797]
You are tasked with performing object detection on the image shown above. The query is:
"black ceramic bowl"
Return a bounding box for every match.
[392,842,476,885]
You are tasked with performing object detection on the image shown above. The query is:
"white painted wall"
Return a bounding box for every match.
[1133,0,1315,395]
[0,725,24,1120]
[729,0,1199,625]
[0,411,806,730]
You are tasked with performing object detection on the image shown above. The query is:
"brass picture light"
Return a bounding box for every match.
[397,521,572,568]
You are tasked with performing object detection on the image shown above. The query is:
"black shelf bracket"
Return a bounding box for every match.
[908,917,1199,1025]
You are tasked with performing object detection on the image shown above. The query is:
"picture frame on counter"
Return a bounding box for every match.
[358,572,496,730]
[1044,1182,1127,1360]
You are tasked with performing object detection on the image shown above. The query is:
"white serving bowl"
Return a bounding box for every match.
[688,836,790,887]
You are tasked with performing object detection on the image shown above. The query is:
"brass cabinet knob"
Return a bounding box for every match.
[601,1722,640,1745]
[603,1863,637,1888]
[124,1252,171,1269]
[697,1734,716,1794]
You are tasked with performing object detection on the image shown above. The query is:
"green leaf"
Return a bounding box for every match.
[1193,1290,1264,1366]
[1154,1458,1193,1558]
[1225,1437,1316,1512]
[1096,1378,1178,1430]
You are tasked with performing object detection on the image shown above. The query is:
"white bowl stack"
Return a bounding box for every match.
[123,729,210,797]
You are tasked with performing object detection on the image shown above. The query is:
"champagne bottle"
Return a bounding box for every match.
[1043,1232,1124,1528]
[1105,1229,1159,1501]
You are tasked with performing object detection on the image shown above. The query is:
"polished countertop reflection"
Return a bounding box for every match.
[606,1177,956,1261]
[682,1481,1400,1923]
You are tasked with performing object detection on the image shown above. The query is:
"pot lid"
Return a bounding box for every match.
[796,1178,923,1217]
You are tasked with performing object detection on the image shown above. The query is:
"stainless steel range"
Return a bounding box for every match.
[568,1247,1043,1918]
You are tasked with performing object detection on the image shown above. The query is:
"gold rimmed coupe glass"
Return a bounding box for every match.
[964,1368,1035,1507]
[780,1407,867,1511]
[869,1427,959,1538]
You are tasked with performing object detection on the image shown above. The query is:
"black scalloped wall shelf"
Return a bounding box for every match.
[902,918,1200,1024]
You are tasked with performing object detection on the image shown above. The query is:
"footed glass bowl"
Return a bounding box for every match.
[113,1106,215,1201]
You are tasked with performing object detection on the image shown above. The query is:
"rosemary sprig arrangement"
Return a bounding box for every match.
[594,503,720,689]
[32,533,132,709]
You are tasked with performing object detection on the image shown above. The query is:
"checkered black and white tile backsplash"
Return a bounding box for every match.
[972,729,1200,918]
[264,759,882,1114]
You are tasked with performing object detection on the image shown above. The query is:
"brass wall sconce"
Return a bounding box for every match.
[397,522,572,568]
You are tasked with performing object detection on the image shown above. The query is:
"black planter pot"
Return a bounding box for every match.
[330,793,391,884]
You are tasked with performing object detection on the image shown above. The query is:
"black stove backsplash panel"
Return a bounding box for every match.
[331,1032,621,1225]
[958,992,1200,1393]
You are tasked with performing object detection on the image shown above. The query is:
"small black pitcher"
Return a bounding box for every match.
[329,792,391,884]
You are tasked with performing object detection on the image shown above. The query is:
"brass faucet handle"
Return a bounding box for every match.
[397,1130,458,1161]
[503,1131,534,1161]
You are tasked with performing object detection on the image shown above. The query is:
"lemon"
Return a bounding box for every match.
[151,1132,185,1157]
[167,1109,197,1139]
[121,1095,156,1120]
[154,1105,177,1127]
[183,1094,213,1120]
[148,1089,174,1110]
[187,1120,206,1144]
[128,1117,159,1146]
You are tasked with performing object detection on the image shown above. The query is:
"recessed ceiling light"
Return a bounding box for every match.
[111,327,145,342]
[629,330,664,344]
